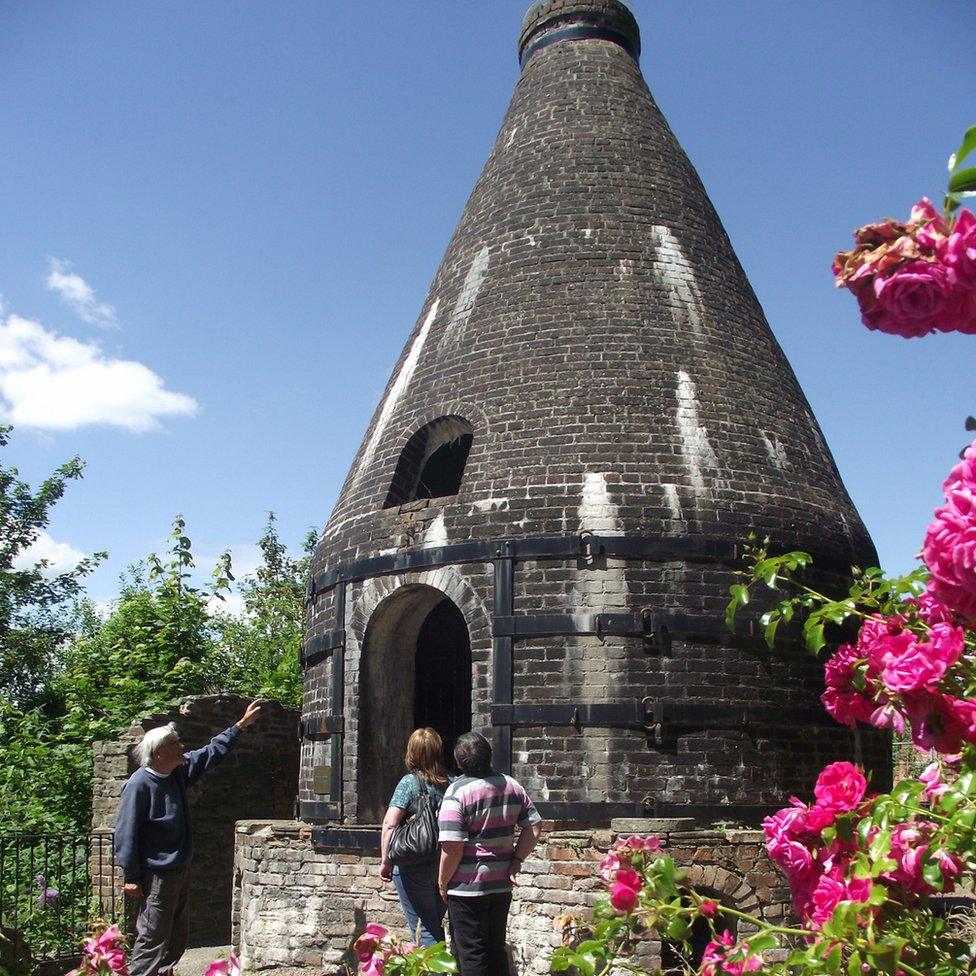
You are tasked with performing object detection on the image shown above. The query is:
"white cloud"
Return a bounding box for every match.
[13,530,86,576]
[46,259,117,328]
[0,313,197,432]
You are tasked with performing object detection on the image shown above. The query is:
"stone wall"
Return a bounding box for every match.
[234,819,791,975]
[92,694,299,947]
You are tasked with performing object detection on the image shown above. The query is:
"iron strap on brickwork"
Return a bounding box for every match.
[490,701,838,734]
[305,533,755,601]
[518,24,641,68]
[298,532,851,825]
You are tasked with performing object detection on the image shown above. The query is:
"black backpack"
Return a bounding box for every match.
[388,774,440,868]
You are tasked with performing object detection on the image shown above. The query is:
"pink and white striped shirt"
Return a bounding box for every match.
[438,772,541,896]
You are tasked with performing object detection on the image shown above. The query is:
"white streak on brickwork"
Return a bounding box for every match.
[806,412,830,461]
[662,483,685,529]
[470,497,510,513]
[347,299,440,496]
[583,228,594,239]
[441,245,490,346]
[761,432,788,470]
[651,224,705,338]
[506,126,519,148]
[675,370,718,494]
[527,233,538,247]
[578,471,623,534]
[423,512,448,547]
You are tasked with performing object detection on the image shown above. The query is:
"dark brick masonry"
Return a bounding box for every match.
[300,0,889,825]
[230,4,894,971]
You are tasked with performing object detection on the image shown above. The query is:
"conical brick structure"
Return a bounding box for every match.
[299,0,887,827]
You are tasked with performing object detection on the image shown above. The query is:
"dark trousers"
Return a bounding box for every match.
[447,892,513,976]
[128,866,191,976]
[393,863,446,946]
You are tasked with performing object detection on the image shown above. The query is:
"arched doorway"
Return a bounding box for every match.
[358,585,472,822]
[414,598,471,770]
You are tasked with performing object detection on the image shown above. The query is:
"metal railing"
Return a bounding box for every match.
[0,833,126,965]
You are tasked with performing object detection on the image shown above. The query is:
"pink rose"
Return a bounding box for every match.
[944,438,976,493]
[810,873,871,928]
[700,930,762,976]
[813,762,868,813]
[610,881,639,913]
[823,644,861,688]
[873,260,951,333]
[882,636,947,693]
[762,804,808,845]
[909,198,949,249]
[362,956,386,976]
[924,467,976,623]
[869,703,905,733]
[946,208,976,290]
[614,868,642,893]
[919,761,949,802]
[769,838,814,878]
[882,822,949,896]
[937,848,963,884]
[903,692,976,755]
[599,851,622,882]
[700,899,718,917]
[822,686,877,728]
[913,587,956,626]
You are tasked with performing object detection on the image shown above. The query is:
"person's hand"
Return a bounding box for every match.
[380,860,393,883]
[123,882,143,899]
[236,700,262,729]
[438,883,449,901]
[508,858,522,885]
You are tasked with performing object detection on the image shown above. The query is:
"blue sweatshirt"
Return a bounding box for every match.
[114,725,240,882]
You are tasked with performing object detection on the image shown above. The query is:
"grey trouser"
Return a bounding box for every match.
[128,866,191,976]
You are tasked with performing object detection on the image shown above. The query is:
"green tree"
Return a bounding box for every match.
[208,513,315,709]
[56,516,230,742]
[0,426,104,710]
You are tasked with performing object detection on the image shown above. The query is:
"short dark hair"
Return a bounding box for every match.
[454,732,492,776]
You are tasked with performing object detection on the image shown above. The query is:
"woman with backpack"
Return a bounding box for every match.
[379,727,453,946]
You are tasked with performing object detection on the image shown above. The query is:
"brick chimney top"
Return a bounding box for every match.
[519,0,640,67]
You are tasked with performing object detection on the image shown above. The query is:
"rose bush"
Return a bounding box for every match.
[546,431,976,974]
[353,923,456,976]
[67,925,128,976]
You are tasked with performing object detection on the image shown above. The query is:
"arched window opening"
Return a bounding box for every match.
[384,416,474,508]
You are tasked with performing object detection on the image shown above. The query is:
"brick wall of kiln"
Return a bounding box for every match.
[233,819,791,975]
[300,548,890,818]
[92,695,298,947]
[298,0,888,836]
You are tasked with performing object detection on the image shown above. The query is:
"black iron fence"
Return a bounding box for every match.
[0,833,126,966]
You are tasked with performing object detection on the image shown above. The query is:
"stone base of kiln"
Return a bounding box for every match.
[233,818,792,974]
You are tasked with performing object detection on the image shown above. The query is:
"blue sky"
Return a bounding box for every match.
[1,0,973,608]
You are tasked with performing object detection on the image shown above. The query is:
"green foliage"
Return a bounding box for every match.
[206,514,314,709]
[726,534,929,654]
[54,516,229,745]
[0,426,104,711]
[945,124,976,213]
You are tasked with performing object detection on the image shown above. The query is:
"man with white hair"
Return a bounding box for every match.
[114,700,261,976]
